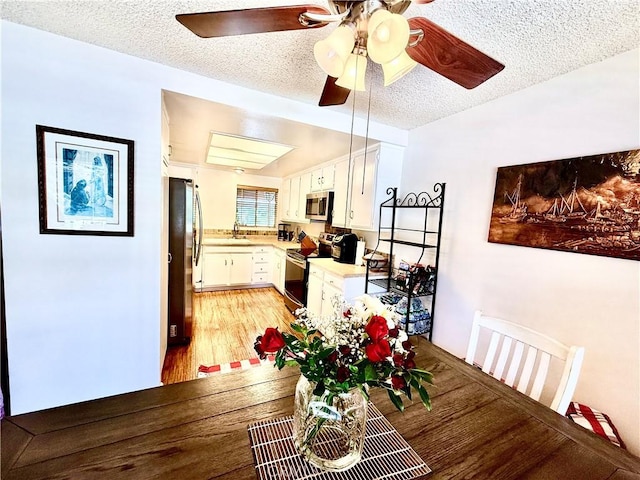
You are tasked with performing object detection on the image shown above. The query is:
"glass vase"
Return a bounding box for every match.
[292,375,368,472]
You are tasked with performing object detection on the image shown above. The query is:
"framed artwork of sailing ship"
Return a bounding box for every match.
[488,149,640,261]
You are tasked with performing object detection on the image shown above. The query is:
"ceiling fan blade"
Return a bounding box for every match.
[176,5,332,38]
[407,17,504,89]
[318,76,351,107]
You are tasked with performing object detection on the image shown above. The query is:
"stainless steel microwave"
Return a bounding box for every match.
[305,191,334,221]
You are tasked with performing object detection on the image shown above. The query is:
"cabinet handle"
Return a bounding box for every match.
[225,259,227,266]
[168,253,172,263]
[350,210,354,219]
[231,259,234,266]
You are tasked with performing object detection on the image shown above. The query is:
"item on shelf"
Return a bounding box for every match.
[363,252,388,272]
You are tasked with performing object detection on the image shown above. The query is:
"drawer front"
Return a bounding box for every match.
[308,264,324,280]
[253,254,270,263]
[254,246,272,254]
[252,272,270,283]
[253,263,270,274]
[323,271,344,290]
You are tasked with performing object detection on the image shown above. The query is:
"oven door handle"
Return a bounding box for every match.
[284,290,303,309]
[286,255,307,270]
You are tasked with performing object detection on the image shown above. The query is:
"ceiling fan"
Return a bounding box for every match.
[176,1,504,107]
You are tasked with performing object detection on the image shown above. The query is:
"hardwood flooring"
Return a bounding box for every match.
[161,287,295,385]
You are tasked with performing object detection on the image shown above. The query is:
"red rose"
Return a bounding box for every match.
[391,375,406,391]
[339,345,351,356]
[255,328,285,357]
[392,353,404,367]
[366,339,391,363]
[404,358,416,370]
[389,327,399,338]
[337,366,351,382]
[327,350,339,363]
[401,340,413,351]
[365,315,389,342]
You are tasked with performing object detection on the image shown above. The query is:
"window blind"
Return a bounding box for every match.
[236,186,278,228]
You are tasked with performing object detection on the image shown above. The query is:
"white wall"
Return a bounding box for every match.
[402,49,640,454]
[2,21,406,414]
[1,22,164,413]
[168,163,281,231]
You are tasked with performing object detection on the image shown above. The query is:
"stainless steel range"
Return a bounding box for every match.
[283,232,335,312]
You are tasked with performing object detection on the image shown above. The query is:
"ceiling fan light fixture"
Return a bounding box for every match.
[367,9,410,65]
[382,50,418,86]
[335,53,367,91]
[234,167,245,174]
[313,24,355,77]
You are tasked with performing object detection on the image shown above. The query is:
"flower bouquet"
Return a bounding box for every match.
[254,294,434,471]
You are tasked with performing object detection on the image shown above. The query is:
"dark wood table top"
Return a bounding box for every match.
[3,337,639,479]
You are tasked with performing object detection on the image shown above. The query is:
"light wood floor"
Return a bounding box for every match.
[161,287,295,385]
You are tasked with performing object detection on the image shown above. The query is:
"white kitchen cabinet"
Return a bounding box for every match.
[201,247,253,288]
[349,151,377,230]
[331,143,404,231]
[296,172,312,221]
[332,159,350,228]
[289,176,301,220]
[305,263,365,319]
[272,248,286,293]
[280,174,311,223]
[280,178,292,220]
[252,246,272,284]
[311,164,335,192]
[306,269,324,318]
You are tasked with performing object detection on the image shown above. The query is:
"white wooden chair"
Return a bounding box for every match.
[465,311,585,415]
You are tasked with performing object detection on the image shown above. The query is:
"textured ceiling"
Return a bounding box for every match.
[2,0,638,130]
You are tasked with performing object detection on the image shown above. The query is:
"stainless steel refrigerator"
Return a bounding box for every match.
[168,177,202,346]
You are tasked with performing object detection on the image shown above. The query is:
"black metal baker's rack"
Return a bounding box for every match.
[365,184,445,340]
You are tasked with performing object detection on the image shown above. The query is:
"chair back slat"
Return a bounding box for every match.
[493,337,512,382]
[517,346,537,395]
[504,341,524,387]
[529,351,551,401]
[466,310,585,414]
[482,331,501,376]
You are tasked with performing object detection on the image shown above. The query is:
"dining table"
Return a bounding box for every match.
[2,336,639,479]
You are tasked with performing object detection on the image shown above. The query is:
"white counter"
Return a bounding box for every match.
[201,236,300,251]
[307,257,368,278]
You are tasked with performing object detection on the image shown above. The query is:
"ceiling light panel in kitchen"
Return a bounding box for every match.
[205,131,295,170]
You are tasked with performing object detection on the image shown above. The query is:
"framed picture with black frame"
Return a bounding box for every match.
[36,125,134,236]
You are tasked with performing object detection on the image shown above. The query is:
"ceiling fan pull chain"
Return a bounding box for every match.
[361,71,373,196]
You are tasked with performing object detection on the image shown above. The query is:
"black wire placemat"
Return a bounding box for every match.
[247,403,432,480]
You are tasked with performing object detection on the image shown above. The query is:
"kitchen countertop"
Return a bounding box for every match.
[201,236,301,250]
[308,257,368,278]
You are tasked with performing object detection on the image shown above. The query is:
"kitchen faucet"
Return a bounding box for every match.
[232,221,239,238]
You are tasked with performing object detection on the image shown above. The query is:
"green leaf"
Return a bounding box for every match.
[291,323,305,334]
[313,381,326,396]
[364,364,378,382]
[415,382,432,410]
[318,347,336,360]
[410,369,435,384]
[387,389,404,412]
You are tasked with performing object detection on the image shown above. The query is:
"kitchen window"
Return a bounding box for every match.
[236,186,278,228]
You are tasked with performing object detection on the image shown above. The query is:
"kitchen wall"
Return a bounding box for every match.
[168,163,281,231]
[402,49,640,454]
[0,20,405,414]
